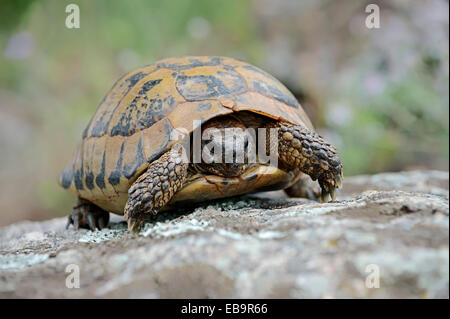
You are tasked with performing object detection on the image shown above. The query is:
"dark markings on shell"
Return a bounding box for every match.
[123,135,146,179]
[240,64,299,109]
[90,110,109,137]
[84,143,96,190]
[252,81,298,109]
[95,150,106,189]
[108,141,125,186]
[176,72,246,101]
[223,64,235,71]
[126,71,148,88]
[157,57,222,71]
[197,102,212,112]
[138,95,175,132]
[241,64,278,81]
[81,73,129,139]
[74,162,84,190]
[109,79,163,136]
[85,170,95,190]
[60,167,73,189]
[89,71,149,137]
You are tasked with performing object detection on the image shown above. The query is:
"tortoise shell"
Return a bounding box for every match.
[59,56,314,213]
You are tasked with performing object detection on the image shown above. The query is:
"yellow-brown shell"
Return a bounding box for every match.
[59,56,313,213]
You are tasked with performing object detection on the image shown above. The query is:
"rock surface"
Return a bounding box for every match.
[0,170,448,298]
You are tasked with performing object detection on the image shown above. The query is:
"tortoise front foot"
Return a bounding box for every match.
[66,198,110,231]
[273,122,343,202]
[124,146,188,234]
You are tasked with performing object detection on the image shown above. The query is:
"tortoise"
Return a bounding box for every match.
[59,56,343,233]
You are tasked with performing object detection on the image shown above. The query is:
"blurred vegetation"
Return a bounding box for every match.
[0,0,448,224]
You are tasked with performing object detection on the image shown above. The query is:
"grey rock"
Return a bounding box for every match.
[0,170,448,298]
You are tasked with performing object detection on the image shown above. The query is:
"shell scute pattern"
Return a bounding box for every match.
[107,67,184,137]
[109,79,163,136]
[175,66,247,101]
[86,69,156,138]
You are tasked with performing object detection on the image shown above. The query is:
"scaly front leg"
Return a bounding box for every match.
[124,146,188,233]
[269,122,343,202]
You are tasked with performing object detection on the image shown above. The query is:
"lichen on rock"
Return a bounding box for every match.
[0,170,448,298]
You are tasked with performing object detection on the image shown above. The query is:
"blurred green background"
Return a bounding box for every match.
[0,0,448,225]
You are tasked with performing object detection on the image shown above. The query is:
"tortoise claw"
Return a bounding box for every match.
[66,200,109,231]
[87,214,96,231]
[127,215,146,235]
[319,176,341,203]
[98,215,109,230]
[66,214,72,230]
[330,188,336,201]
[71,212,80,230]
[320,189,330,203]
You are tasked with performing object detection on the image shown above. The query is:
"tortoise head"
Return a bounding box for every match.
[198,116,252,177]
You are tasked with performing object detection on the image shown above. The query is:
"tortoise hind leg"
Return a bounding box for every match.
[285,173,321,201]
[66,197,110,231]
[125,146,188,234]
